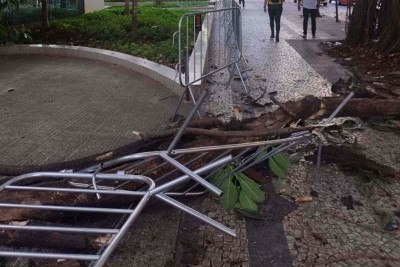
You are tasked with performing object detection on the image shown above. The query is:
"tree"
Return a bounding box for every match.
[0,0,20,27]
[124,0,129,15]
[131,0,138,31]
[40,0,49,32]
[346,0,400,56]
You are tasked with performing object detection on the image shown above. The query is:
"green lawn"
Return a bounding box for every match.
[25,6,194,66]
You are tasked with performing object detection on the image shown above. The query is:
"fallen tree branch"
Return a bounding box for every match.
[312,97,400,119]
[138,125,323,141]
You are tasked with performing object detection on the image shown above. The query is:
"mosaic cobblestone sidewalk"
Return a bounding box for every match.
[200,1,400,267]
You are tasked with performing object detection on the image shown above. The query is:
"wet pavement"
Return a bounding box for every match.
[207,0,349,119]
[1,2,386,267]
[203,2,400,267]
[0,55,184,173]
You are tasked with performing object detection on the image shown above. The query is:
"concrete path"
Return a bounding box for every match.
[0,55,183,171]
[206,0,350,119]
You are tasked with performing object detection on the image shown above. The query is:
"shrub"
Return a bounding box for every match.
[0,24,7,43]
[25,6,192,65]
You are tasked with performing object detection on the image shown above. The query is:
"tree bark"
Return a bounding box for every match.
[314,97,400,119]
[139,125,326,141]
[139,96,400,140]
[0,181,140,222]
[131,0,138,32]
[374,0,400,55]
[346,0,400,55]
[0,226,101,251]
[40,0,49,32]
[124,0,130,15]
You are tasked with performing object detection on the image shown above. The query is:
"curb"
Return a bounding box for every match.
[0,44,183,96]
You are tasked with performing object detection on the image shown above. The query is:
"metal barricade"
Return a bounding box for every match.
[177,7,241,87]
[0,157,234,266]
[0,0,356,262]
[171,2,244,120]
[0,93,354,265]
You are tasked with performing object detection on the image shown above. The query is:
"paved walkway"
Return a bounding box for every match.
[207,0,350,120]
[202,3,400,267]
[0,55,183,173]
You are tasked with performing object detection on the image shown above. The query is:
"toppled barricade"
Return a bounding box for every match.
[0,92,354,266]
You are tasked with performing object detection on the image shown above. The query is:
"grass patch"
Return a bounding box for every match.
[1,6,78,26]
[25,6,194,66]
[105,1,209,8]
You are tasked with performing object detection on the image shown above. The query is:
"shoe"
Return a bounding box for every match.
[312,34,316,38]
[276,36,279,42]
[301,34,307,39]
[270,34,275,39]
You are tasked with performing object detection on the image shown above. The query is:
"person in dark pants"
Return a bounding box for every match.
[298,0,320,38]
[264,0,284,42]
[239,0,245,8]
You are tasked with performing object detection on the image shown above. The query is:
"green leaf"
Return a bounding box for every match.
[255,147,268,161]
[269,157,285,179]
[236,172,261,188]
[210,167,228,188]
[237,208,264,220]
[239,190,257,211]
[219,177,238,209]
[237,173,265,203]
[272,153,290,173]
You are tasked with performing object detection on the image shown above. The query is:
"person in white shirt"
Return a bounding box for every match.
[298,0,320,38]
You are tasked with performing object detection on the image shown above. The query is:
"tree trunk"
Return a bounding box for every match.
[315,97,400,119]
[40,0,49,32]
[374,0,400,55]
[124,0,129,15]
[131,0,138,32]
[346,0,400,55]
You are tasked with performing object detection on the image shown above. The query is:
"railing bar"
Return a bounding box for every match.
[0,224,119,234]
[0,203,133,214]
[5,185,146,196]
[0,251,100,261]
[113,155,186,190]
[154,152,209,183]
[121,156,156,172]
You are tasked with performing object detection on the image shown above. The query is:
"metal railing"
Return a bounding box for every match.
[0,0,356,263]
[177,7,241,87]
[0,93,354,265]
[0,157,234,266]
[171,0,244,121]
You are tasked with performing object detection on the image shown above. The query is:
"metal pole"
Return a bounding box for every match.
[159,152,222,196]
[150,155,233,196]
[170,85,187,121]
[335,0,339,22]
[166,90,208,154]
[315,140,323,182]
[326,92,354,124]
[315,92,354,180]
[0,252,99,261]
[95,190,154,267]
[156,194,236,237]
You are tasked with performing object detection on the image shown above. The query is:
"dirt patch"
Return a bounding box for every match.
[323,42,400,98]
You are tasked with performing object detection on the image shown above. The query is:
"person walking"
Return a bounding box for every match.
[264,0,284,42]
[298,0,320,38]
[239,0,245,8]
